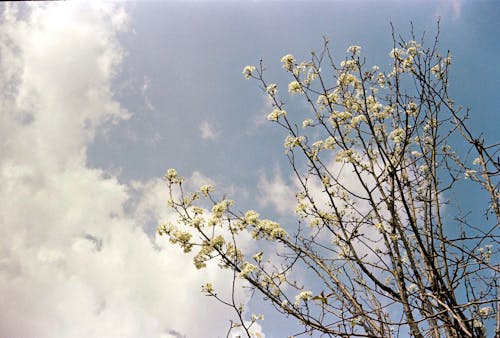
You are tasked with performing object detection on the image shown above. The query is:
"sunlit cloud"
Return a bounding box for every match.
[199,120,220,141]
[0,2,245,337]
[435,0,463,20]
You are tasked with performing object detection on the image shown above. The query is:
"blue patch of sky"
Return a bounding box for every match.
[90,0,498,185]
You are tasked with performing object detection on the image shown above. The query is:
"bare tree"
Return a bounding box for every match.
[159,25,499,337]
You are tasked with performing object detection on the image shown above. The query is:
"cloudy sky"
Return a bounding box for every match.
[0,1,498,337]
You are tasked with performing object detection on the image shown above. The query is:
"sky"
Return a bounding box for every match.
[0,1,498,338]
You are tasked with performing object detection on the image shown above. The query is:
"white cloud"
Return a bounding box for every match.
[251,94,273,128]
[186,170,215,190]
[230,321,265,338]
[257,166,296,215]
[435,0,463,20]
[0,3,249,338]
[142,76,156,111]
[256,158,385,263]
[199,120,219,141]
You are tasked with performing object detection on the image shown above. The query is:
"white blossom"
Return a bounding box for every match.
[473,319,484,328]
[478,306,492,317]
[340,59,358,71]
[377,72,386,87]
[464,169,477,179]
[350,114,367,127]
[389,48,403,59]
[405,40,421,56]
[302,118,314,128]
[408,283,418,293]
[212,199,233,218]
[201,282,215,293]
[200,184,214,197]
[242,65,256,79]
[337,72,357,87]
[419,165,429,174]
[244,210,260,224]
[347,45,361,55]
[389,128,406,143]
[239,262,257,278]
[267,109,286,121]
[295,290,312,305]
[288,80,302,94]
[252,251,263,263]
[406,101,418,116]
[281,54,295,71]
[316,94,328,107]
[166,168,177,181]
[324,136,336,149]
[266,83,277,95]
[284,135,305,149]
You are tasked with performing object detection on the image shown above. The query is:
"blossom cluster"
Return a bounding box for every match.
[288,80,302,94]
[294,290,312,305]
[165,168,184,184]
[267,108,286,121]
[239,261,257,278]
[281,54,295,71]
[242,65,256,79]
[252,219,288,240]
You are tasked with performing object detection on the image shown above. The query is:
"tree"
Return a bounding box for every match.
[158,25,499,337]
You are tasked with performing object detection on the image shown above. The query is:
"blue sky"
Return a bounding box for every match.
[0,1,498,337]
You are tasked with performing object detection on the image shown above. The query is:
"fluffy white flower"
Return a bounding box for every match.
[336,149,358,163]
[200,184,214,196]
[316,94,328,107]
[431,64,441,76]
[405,40,421,56]
[330,111,352,122]
[419,165,429,173]
[244,210,259,224]
[389,128,406,143]
[242,65,256,79]
[406,101,418,116]
[166,168,177,180]
[464,169,477,179]
[253,219,289,240]
[239,262,257,278]
[302,118,314,128]
[281,54,295,71]
[266,83,277,95]
[377,72,386,88]
[284,135,304,149]
[324,136,336,149]
[473,319,484,328]
[347,45,361,55]
[337,72,357,87]
[402,56,414,70]
[340,59,358,70]
[267,109,286,121]
[294,290,312,305]
[478,306,492,317]
[288,80,302,94]
[350,114,367,127]
[408,283,418,293]
[389,48,403,59]
[201,282,215,293]
[252,251,263,263]
[212,199,233,218]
